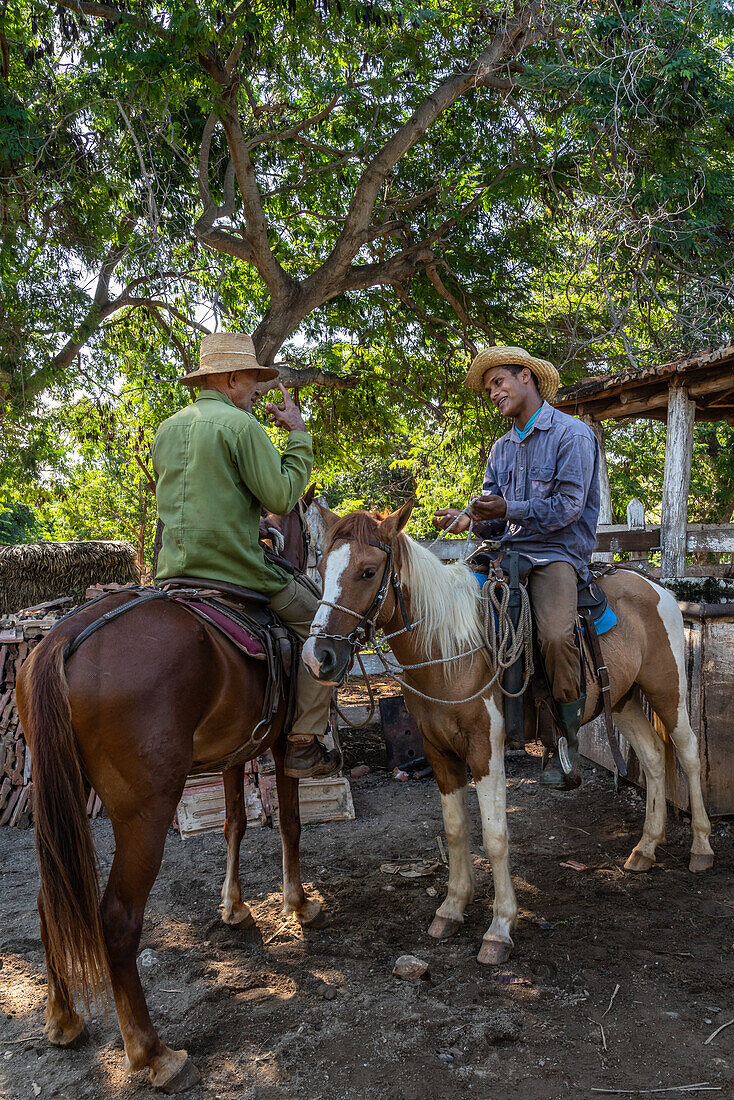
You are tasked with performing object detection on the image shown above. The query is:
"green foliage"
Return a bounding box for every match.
[2,1,734,549]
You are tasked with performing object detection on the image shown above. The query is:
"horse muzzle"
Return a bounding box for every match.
[302,636,352,685]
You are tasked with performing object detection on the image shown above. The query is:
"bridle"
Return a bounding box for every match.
[311,535,412,653]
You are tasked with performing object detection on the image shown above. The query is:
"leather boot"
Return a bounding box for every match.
[284,736,342,779]
[539,695,585,791]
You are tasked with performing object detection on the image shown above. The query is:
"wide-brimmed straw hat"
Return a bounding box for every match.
[463,346,560,403]
[179,333,280,386]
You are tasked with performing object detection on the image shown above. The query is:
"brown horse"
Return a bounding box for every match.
[16,494,325,1093]
[303,502,714,966]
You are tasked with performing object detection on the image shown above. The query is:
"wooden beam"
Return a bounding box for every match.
[412,523,734,560]
[661,385,695,578]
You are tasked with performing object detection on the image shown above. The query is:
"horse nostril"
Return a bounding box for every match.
[318,645,336,676]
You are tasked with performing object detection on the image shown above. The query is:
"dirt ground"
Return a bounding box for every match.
[1,716,733,1100]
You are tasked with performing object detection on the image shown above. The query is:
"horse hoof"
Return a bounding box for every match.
[296,900,328,929]
[221,904,255,928]
[428,916,461,941]
[477,935,513,966]
[151,1050,202,1094]
[47,1020,89,1049]
[624,851,656,873]
[689,852,714,873]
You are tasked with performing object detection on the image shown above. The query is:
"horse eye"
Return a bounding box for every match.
[361,569,377,580]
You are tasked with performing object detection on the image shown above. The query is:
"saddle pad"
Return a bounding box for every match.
[178,599,265,657]
[471,572,618,635]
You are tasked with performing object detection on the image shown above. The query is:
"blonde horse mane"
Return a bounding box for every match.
[399,536,483,660]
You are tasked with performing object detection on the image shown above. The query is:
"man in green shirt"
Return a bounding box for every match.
[152,332,338,779]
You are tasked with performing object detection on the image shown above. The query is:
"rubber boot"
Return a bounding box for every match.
[539,695,585,791]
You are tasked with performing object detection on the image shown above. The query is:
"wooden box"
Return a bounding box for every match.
[176,772,266,838]
[579,601,734,815]
[271,776,355,828]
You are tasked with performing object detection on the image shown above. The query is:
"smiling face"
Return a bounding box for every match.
[482,364,540,419]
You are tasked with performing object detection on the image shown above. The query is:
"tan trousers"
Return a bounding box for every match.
[528,562,581,704]
[269,576,333,742]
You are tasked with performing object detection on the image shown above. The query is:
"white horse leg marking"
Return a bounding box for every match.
[653,587,713,869]
[476,698,516,959]
[613,695,666,871]
[301,542,351,676]
[434,786,473,923]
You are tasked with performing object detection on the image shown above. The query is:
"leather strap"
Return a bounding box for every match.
[579,608,627,777]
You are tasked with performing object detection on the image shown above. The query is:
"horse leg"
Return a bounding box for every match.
[426,750,474,942]
[666,715,714,872]
[101,811,201,1093]
[272,741,326,928]
[220,764,255,926]
[38,890,88,1048]
[475,699,517,966]
[613,694,667,872]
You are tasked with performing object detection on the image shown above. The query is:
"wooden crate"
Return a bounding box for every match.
[578,601,734,815]
[271,776,355,828]
[176,772,266,838]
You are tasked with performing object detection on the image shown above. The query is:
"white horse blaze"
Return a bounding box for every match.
[301,542,352,677]
[477,698,517,943]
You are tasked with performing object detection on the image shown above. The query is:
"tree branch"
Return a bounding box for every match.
[272,364,359,391]
[313,2,548,283]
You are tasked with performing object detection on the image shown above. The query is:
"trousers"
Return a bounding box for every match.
[528,561,581,704]
[269,576,333,742]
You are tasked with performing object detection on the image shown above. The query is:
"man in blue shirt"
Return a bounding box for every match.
[433,347,600,790]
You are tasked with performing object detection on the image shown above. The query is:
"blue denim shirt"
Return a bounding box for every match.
[474,402,600,578]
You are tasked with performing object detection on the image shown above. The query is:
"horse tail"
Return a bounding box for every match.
[19,634,108,1009]
[651,705,678,816]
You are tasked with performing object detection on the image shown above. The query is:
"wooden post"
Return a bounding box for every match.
[626,498,647,565]
[584,416,613,563]
[661,384,695,578]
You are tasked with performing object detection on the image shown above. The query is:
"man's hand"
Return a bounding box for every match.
[432,507,471,533]
[468,494,507,522]
[264,384,307,432]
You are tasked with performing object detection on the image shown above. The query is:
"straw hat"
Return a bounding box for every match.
[179,333,280,386]
[463,346,560,403]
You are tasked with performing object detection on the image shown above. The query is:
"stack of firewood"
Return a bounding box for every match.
[0,597,104,830]
[0,633,34,828]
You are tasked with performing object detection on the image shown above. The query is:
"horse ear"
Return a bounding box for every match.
[315,500,340,529]
[302,483,318,509]
[376,500,414,542]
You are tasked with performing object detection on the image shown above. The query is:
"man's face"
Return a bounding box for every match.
[482,365,533,418]
[228,370,265,413]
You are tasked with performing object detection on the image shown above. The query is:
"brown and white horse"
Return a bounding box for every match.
[303,502,714,966]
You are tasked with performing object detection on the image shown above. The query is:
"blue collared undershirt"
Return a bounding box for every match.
[514,405,542,440]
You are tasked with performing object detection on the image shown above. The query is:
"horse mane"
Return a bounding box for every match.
[327,511,483,662]
[399,536,483,660]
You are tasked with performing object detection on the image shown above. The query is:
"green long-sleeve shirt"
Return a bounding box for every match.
[152,389,313,593]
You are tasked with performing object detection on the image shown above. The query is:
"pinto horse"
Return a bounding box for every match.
[303,502,714,966]
[16,493,325,1094]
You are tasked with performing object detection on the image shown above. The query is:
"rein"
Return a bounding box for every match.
[314,534,534,711]
[312,535,413,650]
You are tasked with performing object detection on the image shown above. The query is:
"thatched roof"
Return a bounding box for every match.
[0,541,139,615]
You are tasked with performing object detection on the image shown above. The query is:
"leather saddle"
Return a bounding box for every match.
[466,547,612,628]
[57,576,300,771]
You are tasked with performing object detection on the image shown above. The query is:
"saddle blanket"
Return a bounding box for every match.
[173,598,265,657]
[470,573,618,636]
